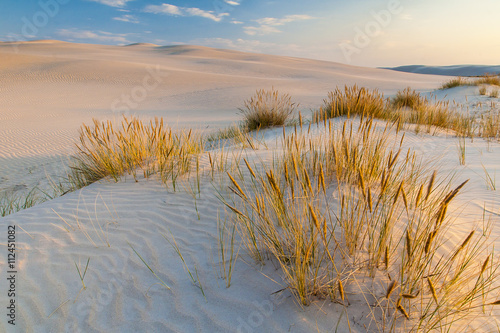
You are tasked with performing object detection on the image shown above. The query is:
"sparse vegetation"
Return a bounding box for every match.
[458,136,466,165]
[490,89,499,98]
[239,87,298,131]
[479,86,487,95]
[0,188,42,217]
[314,84,386,121]
[222,116,499,331]
[476,74,500,86]
[439,74,500,90]
[2,86,500,332]
[440,77,470,90]
[391,87,425,109]
[69,116,203,188]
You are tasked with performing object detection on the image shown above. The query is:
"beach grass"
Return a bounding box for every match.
[68,116,203,188]
[239,87,298,131]
[439,74,500,90]
[2,85,499,331]
[222,116,499,331]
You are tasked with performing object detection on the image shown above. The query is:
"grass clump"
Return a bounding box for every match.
[0,188,42,217]
[476,74,500,86]
[239,88,298,131]
[440,74,500,90]
[69,116,203,188]
[311,85,500,140]
[391,87,425,109]
[314,85,386,122]
[439,77,470,90]
[222,117,499,331]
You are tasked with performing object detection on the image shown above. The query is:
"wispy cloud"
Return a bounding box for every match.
[244,14,314,35]
[230,20,244,24]
[244,25,281,35]
[87,0,134,8]
[144,3,229,22]
[225,0,241,5]
[192,37,340,63]
[57,29,131,44]
[191,37,309,57]
[113,14,139,24]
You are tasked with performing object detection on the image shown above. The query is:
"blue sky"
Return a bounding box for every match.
[1,0,499,67]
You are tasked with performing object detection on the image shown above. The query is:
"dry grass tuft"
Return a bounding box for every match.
[440,77,470,90]
[476,74,500,86]
[222,116,500,331]
[69,116,203,188]
[391,87,425,109]
[239,88,298,131]
[312,84,500,141]
[313,85,386,122]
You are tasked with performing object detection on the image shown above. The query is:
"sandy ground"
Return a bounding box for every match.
[0,41,499,332]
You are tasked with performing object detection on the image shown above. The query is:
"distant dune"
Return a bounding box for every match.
[384,64,500,77]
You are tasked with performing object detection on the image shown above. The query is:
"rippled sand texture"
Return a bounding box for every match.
[1,120,499,332]
[0,40,446,195]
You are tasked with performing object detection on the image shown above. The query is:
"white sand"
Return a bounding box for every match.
[0,41,499,332]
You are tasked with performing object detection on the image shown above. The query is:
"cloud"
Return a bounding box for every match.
[113,14,139,24]
[225,0,241,5]
[57,29,131,44]
[87,0,134,8]
[144,3,229,22]
[191,37,342,63]
[244,14,314,35]
[244,25,281,36]
[230,20,244,24]
[256,15,313,26]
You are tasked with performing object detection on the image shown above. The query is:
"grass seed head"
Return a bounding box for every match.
[427,277,438,304]
[397,304,410,320]
[386,280,397,299]
[338,279,345,301]
[425,171,436,201]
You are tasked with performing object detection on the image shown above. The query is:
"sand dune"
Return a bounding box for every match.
[2,119,499,332]
[0,41,448,196]
[2,41,499,332]
[385,64,500,77]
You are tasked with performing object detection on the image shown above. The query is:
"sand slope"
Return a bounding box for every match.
[2,41,499,332]
[1,119,499,332]
[0,40,447,196]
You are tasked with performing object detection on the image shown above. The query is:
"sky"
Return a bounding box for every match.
[1,0,499,67]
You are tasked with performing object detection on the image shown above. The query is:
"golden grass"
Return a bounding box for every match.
[313,85,386,121]
[239,87,298,131]
[439,77,470,90]
[391,87,425,109]
[476,74,500,86]
[222,116,499,331]
[313,85,500,141]
[1,87,498,331]
[69,116,203,188]
[440,74,500,90]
